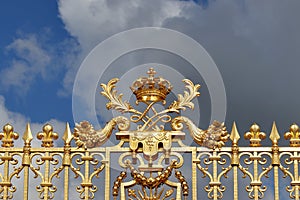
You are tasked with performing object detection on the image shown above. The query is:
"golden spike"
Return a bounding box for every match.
[230,122,240,166]
[62,122,73,145]
[22,123,32,166]
[230,122,240,145]
[62,122,72,167]
[269,122,280,145]
[22,123,33,145]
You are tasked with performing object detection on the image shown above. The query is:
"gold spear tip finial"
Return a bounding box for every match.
[62,122,73,144]
[22,123,33,144]
[269,121,280,144]
[230,121,240,144]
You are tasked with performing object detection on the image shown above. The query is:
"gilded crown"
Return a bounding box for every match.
[130,68,172,104]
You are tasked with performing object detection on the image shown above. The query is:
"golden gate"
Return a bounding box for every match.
[0,68,298,200]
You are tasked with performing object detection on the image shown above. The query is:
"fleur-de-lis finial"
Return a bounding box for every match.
[0,123,19,147]
[244,123,266,147]
[284,123,300,147]
[37,124,58,147]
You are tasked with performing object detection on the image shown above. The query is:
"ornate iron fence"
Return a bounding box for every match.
[0,68,299,200]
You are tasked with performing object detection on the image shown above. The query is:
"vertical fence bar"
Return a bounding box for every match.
[83,151,91,200]
[211,150,220,200]
[62,123,72,200]
[192,147,197,200]
[23,166,29,200]
[105,148,110,200]
[230,122,240,200]
[43,151,50,200]
[2,151,10,200]
[273,166,279,200]
[284,124,300,200]
[253,151,259,200]
[64,167,69,200]
[233,167,238,200]
[244,123,266,200]
[294,151,299,200]
[22,123,33,200]
[36,124,59,200]
[270,122,280,200]
[0,124,19,200]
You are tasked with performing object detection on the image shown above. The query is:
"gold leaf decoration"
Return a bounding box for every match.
[74,116,130,148]
[171,116,229,149]
[168,79,200,113]
[100,78,133,113]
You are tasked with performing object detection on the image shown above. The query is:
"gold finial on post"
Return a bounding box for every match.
[62,122,73,146]
[22,123,33,166]
[270,122,280,146]
[284,123,300,147]
[62,123,72,167]
[244,123,266,147]
[230,122,240,200]
[230,122,240,146]
[270,122,280,165]
[0,123,19,147]
[230,122,240,166]
[37,124,58,147]
[23,123,33,146]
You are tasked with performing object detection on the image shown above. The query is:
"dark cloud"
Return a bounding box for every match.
[59,0,300,146]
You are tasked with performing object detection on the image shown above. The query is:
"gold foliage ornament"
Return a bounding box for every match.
[172,117,229,149]
[101,78,134,113]
[168,79,201,113]
[74,116,130,148]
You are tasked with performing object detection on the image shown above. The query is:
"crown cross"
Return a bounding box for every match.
[147,67,156,77]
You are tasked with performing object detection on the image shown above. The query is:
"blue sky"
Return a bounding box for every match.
[0,1,74,127]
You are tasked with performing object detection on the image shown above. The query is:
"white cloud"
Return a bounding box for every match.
[58,0,189,52]
[1,32,81,97]
[1,35,51,94]
[57,0,195,96]
[57,0,300,131]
